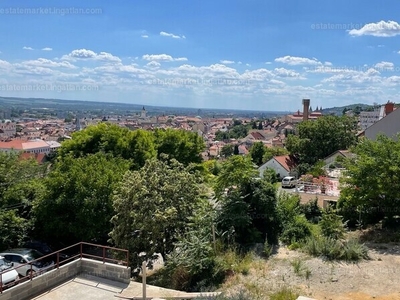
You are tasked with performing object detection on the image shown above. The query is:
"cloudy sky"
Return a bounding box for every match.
[1,0,400,111]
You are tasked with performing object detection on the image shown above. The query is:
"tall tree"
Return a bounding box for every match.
[33,153,130,244]
[154,129,205,165]
[220,144,234,158]
[286,115,358,165]
[338,134,400,227]
[249,142,266,166]
[110,157,204,265]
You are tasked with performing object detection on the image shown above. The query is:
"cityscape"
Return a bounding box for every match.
[1,1,400,300]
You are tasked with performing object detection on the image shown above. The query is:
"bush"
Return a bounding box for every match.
[303,236,369,261]
[319,210,347,240]
[281,215,312,245]
[300,198,322,223]
[269,286,299,300]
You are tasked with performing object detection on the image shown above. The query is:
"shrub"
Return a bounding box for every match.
[303,236,369,261]
[269,286,299,300]
[319,210,347,240]
[281,215,312,245]
[300,198,322,223]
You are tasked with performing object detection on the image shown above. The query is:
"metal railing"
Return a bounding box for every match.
[0,242,129,293]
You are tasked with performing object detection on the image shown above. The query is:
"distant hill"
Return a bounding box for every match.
[322,103,374,116]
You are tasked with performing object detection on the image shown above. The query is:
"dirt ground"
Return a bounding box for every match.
[222,242,400,300]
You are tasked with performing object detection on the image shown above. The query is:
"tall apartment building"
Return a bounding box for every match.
[0,122,16,139]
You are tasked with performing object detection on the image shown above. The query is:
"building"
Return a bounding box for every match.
[359,101,395,130]
[140,106,147,118]
[0,121,16,139]
[282,99,323,124]
[361,103,400,140]
[258,155,297,179]
[0,139,58,155]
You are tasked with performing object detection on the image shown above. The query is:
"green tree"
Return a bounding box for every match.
[154,129,205,165]
[220,144,234,158]
[262,147,289,163]
[33,153,130,244]
[0,210,28,249]
[214,155,258,200]
[217,178,280,246]
[258,122,263,130]
[338,134,400,228]
[249,142,266,166]
[252,121,257,129]
[286,115,358,166]
[110,157,204,265]
[233,144,239,155]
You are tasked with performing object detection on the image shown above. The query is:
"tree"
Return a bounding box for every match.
[258,122,263,130]
[233,144,239,155]
[33,153,130,244]
[286,115,358,166]
[154,129,205,165]
[338,134,400,228]
[214,155,258,200]
[252,121,257,129]
[220,144,234,158]
[109,157,204,266]
[249,142,266,166]
[262,146,289,163]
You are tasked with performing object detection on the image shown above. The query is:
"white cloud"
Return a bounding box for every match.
[145,61,161,68]
[324,61,333,66]
[348,20,400,37]
[61,49,121,62]
[160,31,186,39]
[42,47,53,51]
[141,35,149,38]
[220,60,235,64]
[265,62,272,65]
[142,54,188,62]
[16,58,77,69]
[275,55,321,66]
[374,61,394,71]
[274,67,302,78]
[23,46,34,50]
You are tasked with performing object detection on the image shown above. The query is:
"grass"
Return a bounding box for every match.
[269,286,299,300]
[290,258,312,279]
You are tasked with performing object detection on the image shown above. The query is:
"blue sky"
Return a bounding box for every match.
[1,0,400,111]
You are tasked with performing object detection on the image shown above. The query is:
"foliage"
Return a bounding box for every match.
[217,178,280,246]
[233,144,239,155]
[153,128,205,165]
[285,115,358,165]
[338,134,400,227]
[303,236,369,261]
[269,286,299,300]
[319,210,347,240]
[110,157,204,267]
[33,153,129,244]
[214,155,258,200]
[220,144,234,158]
[262,147,289,164]
[249,142,266,166]
[215,123,249,141]
[0,210,28,250]
[308,160,326,177]
[299,198,322,223]
[261,168,279,184]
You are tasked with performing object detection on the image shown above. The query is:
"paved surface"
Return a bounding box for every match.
[32,275,129,300]
[32,274,219,300]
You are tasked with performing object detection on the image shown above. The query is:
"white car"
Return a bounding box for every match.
[281,176,297,188]
[0,249,54,278]
[0,256,19,289]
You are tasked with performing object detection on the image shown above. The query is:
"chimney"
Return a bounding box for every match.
[302,99,310,121]
[385,101,394,115]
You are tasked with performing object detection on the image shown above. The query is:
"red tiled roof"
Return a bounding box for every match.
[273,155,297,172]
[20,152,47,164]
[250,132,265,140]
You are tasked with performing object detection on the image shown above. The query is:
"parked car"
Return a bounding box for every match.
[0,256,19,289]
[22,241,69,264]
[281,176,297,188]
[0,249,54,278]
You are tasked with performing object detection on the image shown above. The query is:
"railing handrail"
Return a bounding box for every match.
[0,241,129,293]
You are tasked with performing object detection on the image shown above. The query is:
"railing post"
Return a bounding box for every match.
[80,243,83,259]
[0,271,3,293]
[103,247,106,264]
[126,251,129,268]
[142,260,146,300]
[57,252,60,269]
[30,264,33,281]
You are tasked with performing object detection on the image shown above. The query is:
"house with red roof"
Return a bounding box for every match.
[258,155,297,179]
